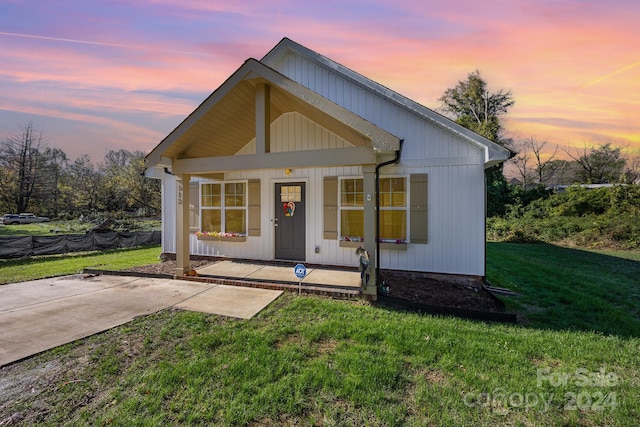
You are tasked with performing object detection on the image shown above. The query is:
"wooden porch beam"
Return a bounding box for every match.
[173,146,377,175]
[255,83,270,154]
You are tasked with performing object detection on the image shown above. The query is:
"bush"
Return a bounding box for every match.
[488,185,640,249]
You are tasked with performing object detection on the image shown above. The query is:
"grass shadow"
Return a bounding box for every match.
[486,242,640,338]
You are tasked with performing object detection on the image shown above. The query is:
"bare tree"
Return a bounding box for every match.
[510,140,532,188]
[0,122,46,213]
[526,137,559,185]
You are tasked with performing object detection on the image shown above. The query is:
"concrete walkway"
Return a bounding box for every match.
[0,274,282,367]
[197,260,362,288]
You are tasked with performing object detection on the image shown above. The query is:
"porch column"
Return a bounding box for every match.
[362,164,377,296]
[174,173,191,277]
[255,83,270,154]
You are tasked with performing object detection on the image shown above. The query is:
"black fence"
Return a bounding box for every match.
[0,231,161,259]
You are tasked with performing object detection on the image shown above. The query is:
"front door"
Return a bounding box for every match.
[275,182,306,260]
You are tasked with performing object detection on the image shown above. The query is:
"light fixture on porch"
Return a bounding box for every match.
[284,168,292,176]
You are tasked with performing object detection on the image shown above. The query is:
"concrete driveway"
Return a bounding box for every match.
[0,274,282,367]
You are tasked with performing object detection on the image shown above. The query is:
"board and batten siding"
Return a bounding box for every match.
[163,158,485,276]
[237,112,353,155]
[262,52,487,276]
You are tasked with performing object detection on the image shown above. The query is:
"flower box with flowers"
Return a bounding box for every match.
[195,231,246,242]
[340,236,407,250]
[339,236,364,248]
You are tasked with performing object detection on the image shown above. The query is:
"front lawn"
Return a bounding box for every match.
[0,243,638,426]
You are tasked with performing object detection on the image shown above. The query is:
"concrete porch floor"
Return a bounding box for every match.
[190,260,367,299]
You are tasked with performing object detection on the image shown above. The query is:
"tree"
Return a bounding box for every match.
[100,150,160,215]
[60,155,102,214]
[121,152,161,215]
[566,143,626,184]
[439,70,515,147]
[439,70,515,216]
[0,122,46,213]
[100,149,133,211]
[510,141,533,188]
[511,137,559,187]
[544,159,578,186]
[528,138,558,185]
[34,147,69,216]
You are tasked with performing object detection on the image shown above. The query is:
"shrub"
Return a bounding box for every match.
[489,185,640,249]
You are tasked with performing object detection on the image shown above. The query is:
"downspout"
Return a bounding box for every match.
[375,139,404,286]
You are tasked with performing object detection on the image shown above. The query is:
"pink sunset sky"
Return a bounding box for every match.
[1,0,639,163]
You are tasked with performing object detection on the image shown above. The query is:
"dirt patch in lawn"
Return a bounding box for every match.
[122,259,212,275]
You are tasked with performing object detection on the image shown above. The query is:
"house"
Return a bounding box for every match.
[145,38,511,298]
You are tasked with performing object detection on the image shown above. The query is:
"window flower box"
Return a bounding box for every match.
[338,237,407,250]
[339,236,364,248]
[195,231,246,242]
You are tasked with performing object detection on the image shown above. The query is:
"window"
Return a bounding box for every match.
[379,177,407,242]
[340,178,364,241]
[338,177,407,243]
[280,185,302,202]
[200,182,246,234]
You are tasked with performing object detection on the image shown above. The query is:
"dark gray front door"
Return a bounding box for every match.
[275,182,305,261]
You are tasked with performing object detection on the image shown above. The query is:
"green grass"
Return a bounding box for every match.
[486,242,640,337]
[4,295,638,426]
[0,218,161,236]
[1,244,639,426]
[0,246,162,284]
[0,221,76,236]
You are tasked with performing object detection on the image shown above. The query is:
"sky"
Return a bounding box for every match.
[1,0,639,164]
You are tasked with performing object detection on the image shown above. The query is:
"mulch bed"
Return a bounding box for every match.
[378,271,505,313]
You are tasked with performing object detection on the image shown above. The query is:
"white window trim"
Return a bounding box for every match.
[338,176,364,242]
[378,175,409,243]
[337,175,410,243]
[199,180,248,235]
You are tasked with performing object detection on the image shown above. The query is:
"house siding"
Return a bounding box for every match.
[165,158,485,276]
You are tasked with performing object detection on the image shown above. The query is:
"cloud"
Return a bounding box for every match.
[0,31,206,56]
[1,0,639,161]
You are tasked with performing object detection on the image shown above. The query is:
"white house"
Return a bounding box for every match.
[145,38,510,298]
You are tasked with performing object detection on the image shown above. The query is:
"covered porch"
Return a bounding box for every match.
[146,58,401,298]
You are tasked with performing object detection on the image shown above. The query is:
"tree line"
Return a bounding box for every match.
[0,122,160,219]
[438,70,639,217]
[3,73,638,221]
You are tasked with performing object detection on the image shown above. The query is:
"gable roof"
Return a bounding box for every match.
[261,38,511,167]
[145,57,401,167]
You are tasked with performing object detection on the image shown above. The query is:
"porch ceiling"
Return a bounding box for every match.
[146,59,400,168]
[166,79,371,161]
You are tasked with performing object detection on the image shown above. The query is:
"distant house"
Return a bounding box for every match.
[145,38,511,298]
